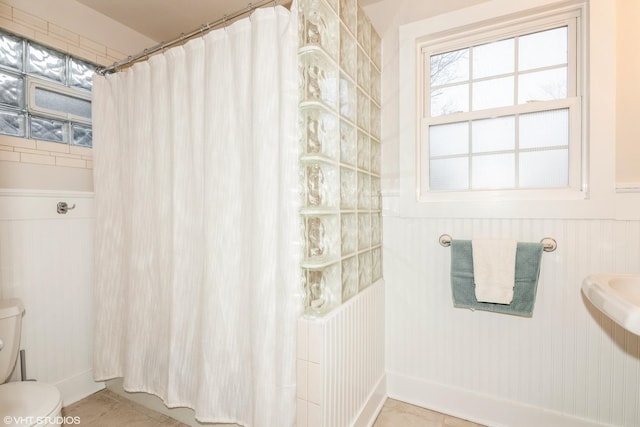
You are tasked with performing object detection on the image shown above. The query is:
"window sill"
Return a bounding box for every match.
[398,194,615,219]
[418,187,585,203]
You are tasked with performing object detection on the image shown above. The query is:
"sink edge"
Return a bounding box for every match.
[582,274,640,336]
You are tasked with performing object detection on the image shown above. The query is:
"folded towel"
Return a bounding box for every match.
[450,240,544,317]
[472,239,517,304]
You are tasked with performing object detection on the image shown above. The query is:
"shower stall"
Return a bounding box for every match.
[91,0,384,425]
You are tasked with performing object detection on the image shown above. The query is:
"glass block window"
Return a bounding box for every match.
[0,30,96,147]
[0,71,24,109]
[27,43,66,83]
[421,11,583,194]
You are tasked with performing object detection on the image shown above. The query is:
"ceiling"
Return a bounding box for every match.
[76,0,382,43]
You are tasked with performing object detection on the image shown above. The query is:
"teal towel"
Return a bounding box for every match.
[450,240,544,317]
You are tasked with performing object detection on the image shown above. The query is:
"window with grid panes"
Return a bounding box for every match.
[0,29,96,147]
[420,10,583,195]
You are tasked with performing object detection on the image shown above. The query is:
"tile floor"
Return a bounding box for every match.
[373,399,486,427]
[62,390,486,427]
[61,389,188,426]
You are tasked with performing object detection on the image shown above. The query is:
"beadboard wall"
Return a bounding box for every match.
[297,279,386,427]
[383,209,640,427]
[0,190,103,405]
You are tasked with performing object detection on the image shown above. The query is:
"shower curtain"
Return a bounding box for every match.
[92,4,300,426]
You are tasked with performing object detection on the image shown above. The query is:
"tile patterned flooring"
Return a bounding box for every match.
[62,389,189,426]
[62,390,486,426]
[373,399,486,427]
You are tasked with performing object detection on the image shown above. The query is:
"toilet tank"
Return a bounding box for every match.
[0,299,24,383]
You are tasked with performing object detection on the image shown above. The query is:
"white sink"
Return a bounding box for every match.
[582,274,640,335]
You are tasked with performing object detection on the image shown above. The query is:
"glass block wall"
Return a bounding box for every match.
[299,0,382,315]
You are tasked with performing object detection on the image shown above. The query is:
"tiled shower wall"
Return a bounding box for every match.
[299,0,382,315]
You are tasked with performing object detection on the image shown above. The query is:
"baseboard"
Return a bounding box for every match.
[353,375,387,427]
[387,372,610,427]
[55,369,105,406]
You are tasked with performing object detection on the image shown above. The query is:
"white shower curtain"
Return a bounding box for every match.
[92,4,300,426]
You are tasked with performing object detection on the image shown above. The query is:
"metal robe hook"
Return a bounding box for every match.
[57,202,76,214]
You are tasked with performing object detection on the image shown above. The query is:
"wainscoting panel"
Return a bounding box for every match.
[297,279,386,427]
[0,190,103,405]
[383,215,640,427]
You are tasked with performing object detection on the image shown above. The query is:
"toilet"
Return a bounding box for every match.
[0,299,63,427]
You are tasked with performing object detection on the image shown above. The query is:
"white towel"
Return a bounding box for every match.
[472,239,518,304]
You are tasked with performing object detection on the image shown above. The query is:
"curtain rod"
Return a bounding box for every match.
[96,0,285,75]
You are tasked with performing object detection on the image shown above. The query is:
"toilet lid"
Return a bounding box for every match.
[0,382,62,424]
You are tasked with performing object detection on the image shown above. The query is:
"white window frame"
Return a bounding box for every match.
[395,0,619,220]
[27,77,92,125]
[419,11,583,199]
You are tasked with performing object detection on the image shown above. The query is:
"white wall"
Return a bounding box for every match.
[0,191,102,405]
[367,0,640,425]
[383,217,640,427]
[615,0,640,185]
[297,280,386,427]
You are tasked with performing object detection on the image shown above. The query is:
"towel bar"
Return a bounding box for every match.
[438,234,557,252]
